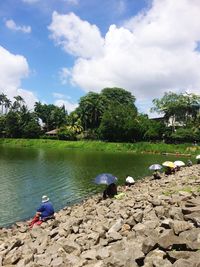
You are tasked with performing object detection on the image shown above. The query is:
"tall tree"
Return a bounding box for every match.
[76,92,105,130]
[101,87,136,109]
[0,93,8,114]
[151,92,200,131]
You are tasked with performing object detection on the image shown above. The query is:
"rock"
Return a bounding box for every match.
[1,165,200,267]
[81,249,97,260]
[182,206,200,215]
[108,218,123,233]
[169,220,193,235]
[106,231,122,242]
[184,212,200,226]
[62,241,81,255]
[51,257,64,267]
[142,237,157,254]
[172,258,200,267]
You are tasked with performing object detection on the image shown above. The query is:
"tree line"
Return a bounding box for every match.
[0,88,200,143]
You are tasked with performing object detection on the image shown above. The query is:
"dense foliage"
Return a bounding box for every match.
[0,89,200,143]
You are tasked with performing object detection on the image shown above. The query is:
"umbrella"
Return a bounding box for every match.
[94,173,117,185]
[196,155,200,159]
[162,161,176,168]
[174,160,185,167]
[149,164,162,170]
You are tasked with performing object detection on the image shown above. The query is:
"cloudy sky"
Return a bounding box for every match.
[0,0,200,115]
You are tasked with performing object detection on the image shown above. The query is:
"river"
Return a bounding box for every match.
[0,146,189,227]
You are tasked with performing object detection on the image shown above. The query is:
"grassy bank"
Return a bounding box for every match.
[0,138,199,155]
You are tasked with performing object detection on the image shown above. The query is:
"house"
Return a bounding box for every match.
[45,129,58,136]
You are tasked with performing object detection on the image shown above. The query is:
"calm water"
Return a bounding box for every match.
[0,146,189,227]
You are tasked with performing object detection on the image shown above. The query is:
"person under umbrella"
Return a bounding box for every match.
[149,164,162,179]
[94,173,118,199]
[174,160,185,171]
[103,183,117,199]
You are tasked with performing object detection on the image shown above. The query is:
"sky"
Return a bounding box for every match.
[0,0,200,116]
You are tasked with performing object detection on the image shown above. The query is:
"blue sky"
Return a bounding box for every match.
[0,0,200,115]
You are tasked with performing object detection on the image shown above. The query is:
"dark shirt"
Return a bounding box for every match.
[103,183,117,199]
[37,201,54,219]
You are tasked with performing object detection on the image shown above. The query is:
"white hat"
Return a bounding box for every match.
[42,195,49,203]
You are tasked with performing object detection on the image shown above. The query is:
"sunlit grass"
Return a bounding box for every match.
[0,138,199,156]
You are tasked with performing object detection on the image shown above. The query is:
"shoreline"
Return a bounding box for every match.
[1,165,200,266]
[0,138,199,156]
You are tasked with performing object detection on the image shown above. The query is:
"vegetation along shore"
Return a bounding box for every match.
[0,138,199,156]
[1,164,200,266]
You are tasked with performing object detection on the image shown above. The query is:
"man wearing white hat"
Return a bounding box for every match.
[29,195,54,227]
[36,195,54,220]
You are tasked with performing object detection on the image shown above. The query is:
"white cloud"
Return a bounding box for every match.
[0,46,38,110]
[49,0,200,114]
[48,12,104,58]
[53,91,77,113]
[54,99,78,113]
[5,19,31,33]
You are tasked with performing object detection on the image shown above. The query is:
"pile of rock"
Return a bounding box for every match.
[1,165,200,266]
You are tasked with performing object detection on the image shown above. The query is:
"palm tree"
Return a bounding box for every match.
[4,98,12,114]
[13,95,25,111]
[0,93,8,114]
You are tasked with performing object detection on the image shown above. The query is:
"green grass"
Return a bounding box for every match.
[0,138,199,155]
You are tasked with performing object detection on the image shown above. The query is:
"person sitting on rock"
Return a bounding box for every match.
[103,183,117,199]
[164,167,172,176]
[175,165,180,171]
[29,195,55,228]
[153,170,161,179]
[125,175,135,187]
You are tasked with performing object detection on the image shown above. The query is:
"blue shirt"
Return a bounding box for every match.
[37,201,54,219]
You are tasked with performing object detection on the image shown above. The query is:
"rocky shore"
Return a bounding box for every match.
[1,165,200,267]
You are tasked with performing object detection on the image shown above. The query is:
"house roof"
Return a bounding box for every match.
[45,129,58,135]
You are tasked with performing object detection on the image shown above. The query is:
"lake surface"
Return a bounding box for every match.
[0,146,189,227]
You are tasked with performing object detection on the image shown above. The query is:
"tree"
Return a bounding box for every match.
[22,120,41,138]
[34,102,67,131]
[5,111,22,138]
[76,92,105,130]
[4,98,12,114]
[0,93,8,114]
[101,87,136,108]
[12,95,25,112]
[0,115,6,137]
[151,92,200,131]
[98,105,138,142]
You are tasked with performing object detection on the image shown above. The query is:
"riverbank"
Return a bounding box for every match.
[1,165,200,266]
[0,138,199,155]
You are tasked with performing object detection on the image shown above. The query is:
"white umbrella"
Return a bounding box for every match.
[149,164,162,170]
[174,160,185,167]
[196,155,200,159]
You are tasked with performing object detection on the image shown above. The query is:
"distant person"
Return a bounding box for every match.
[103,183,117,199]
[125,175,135,187]
[29,195,55,228]
[164,167,173,176]
[175,165,180,171]
[187,160,193,167]
[153,170,161,179]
